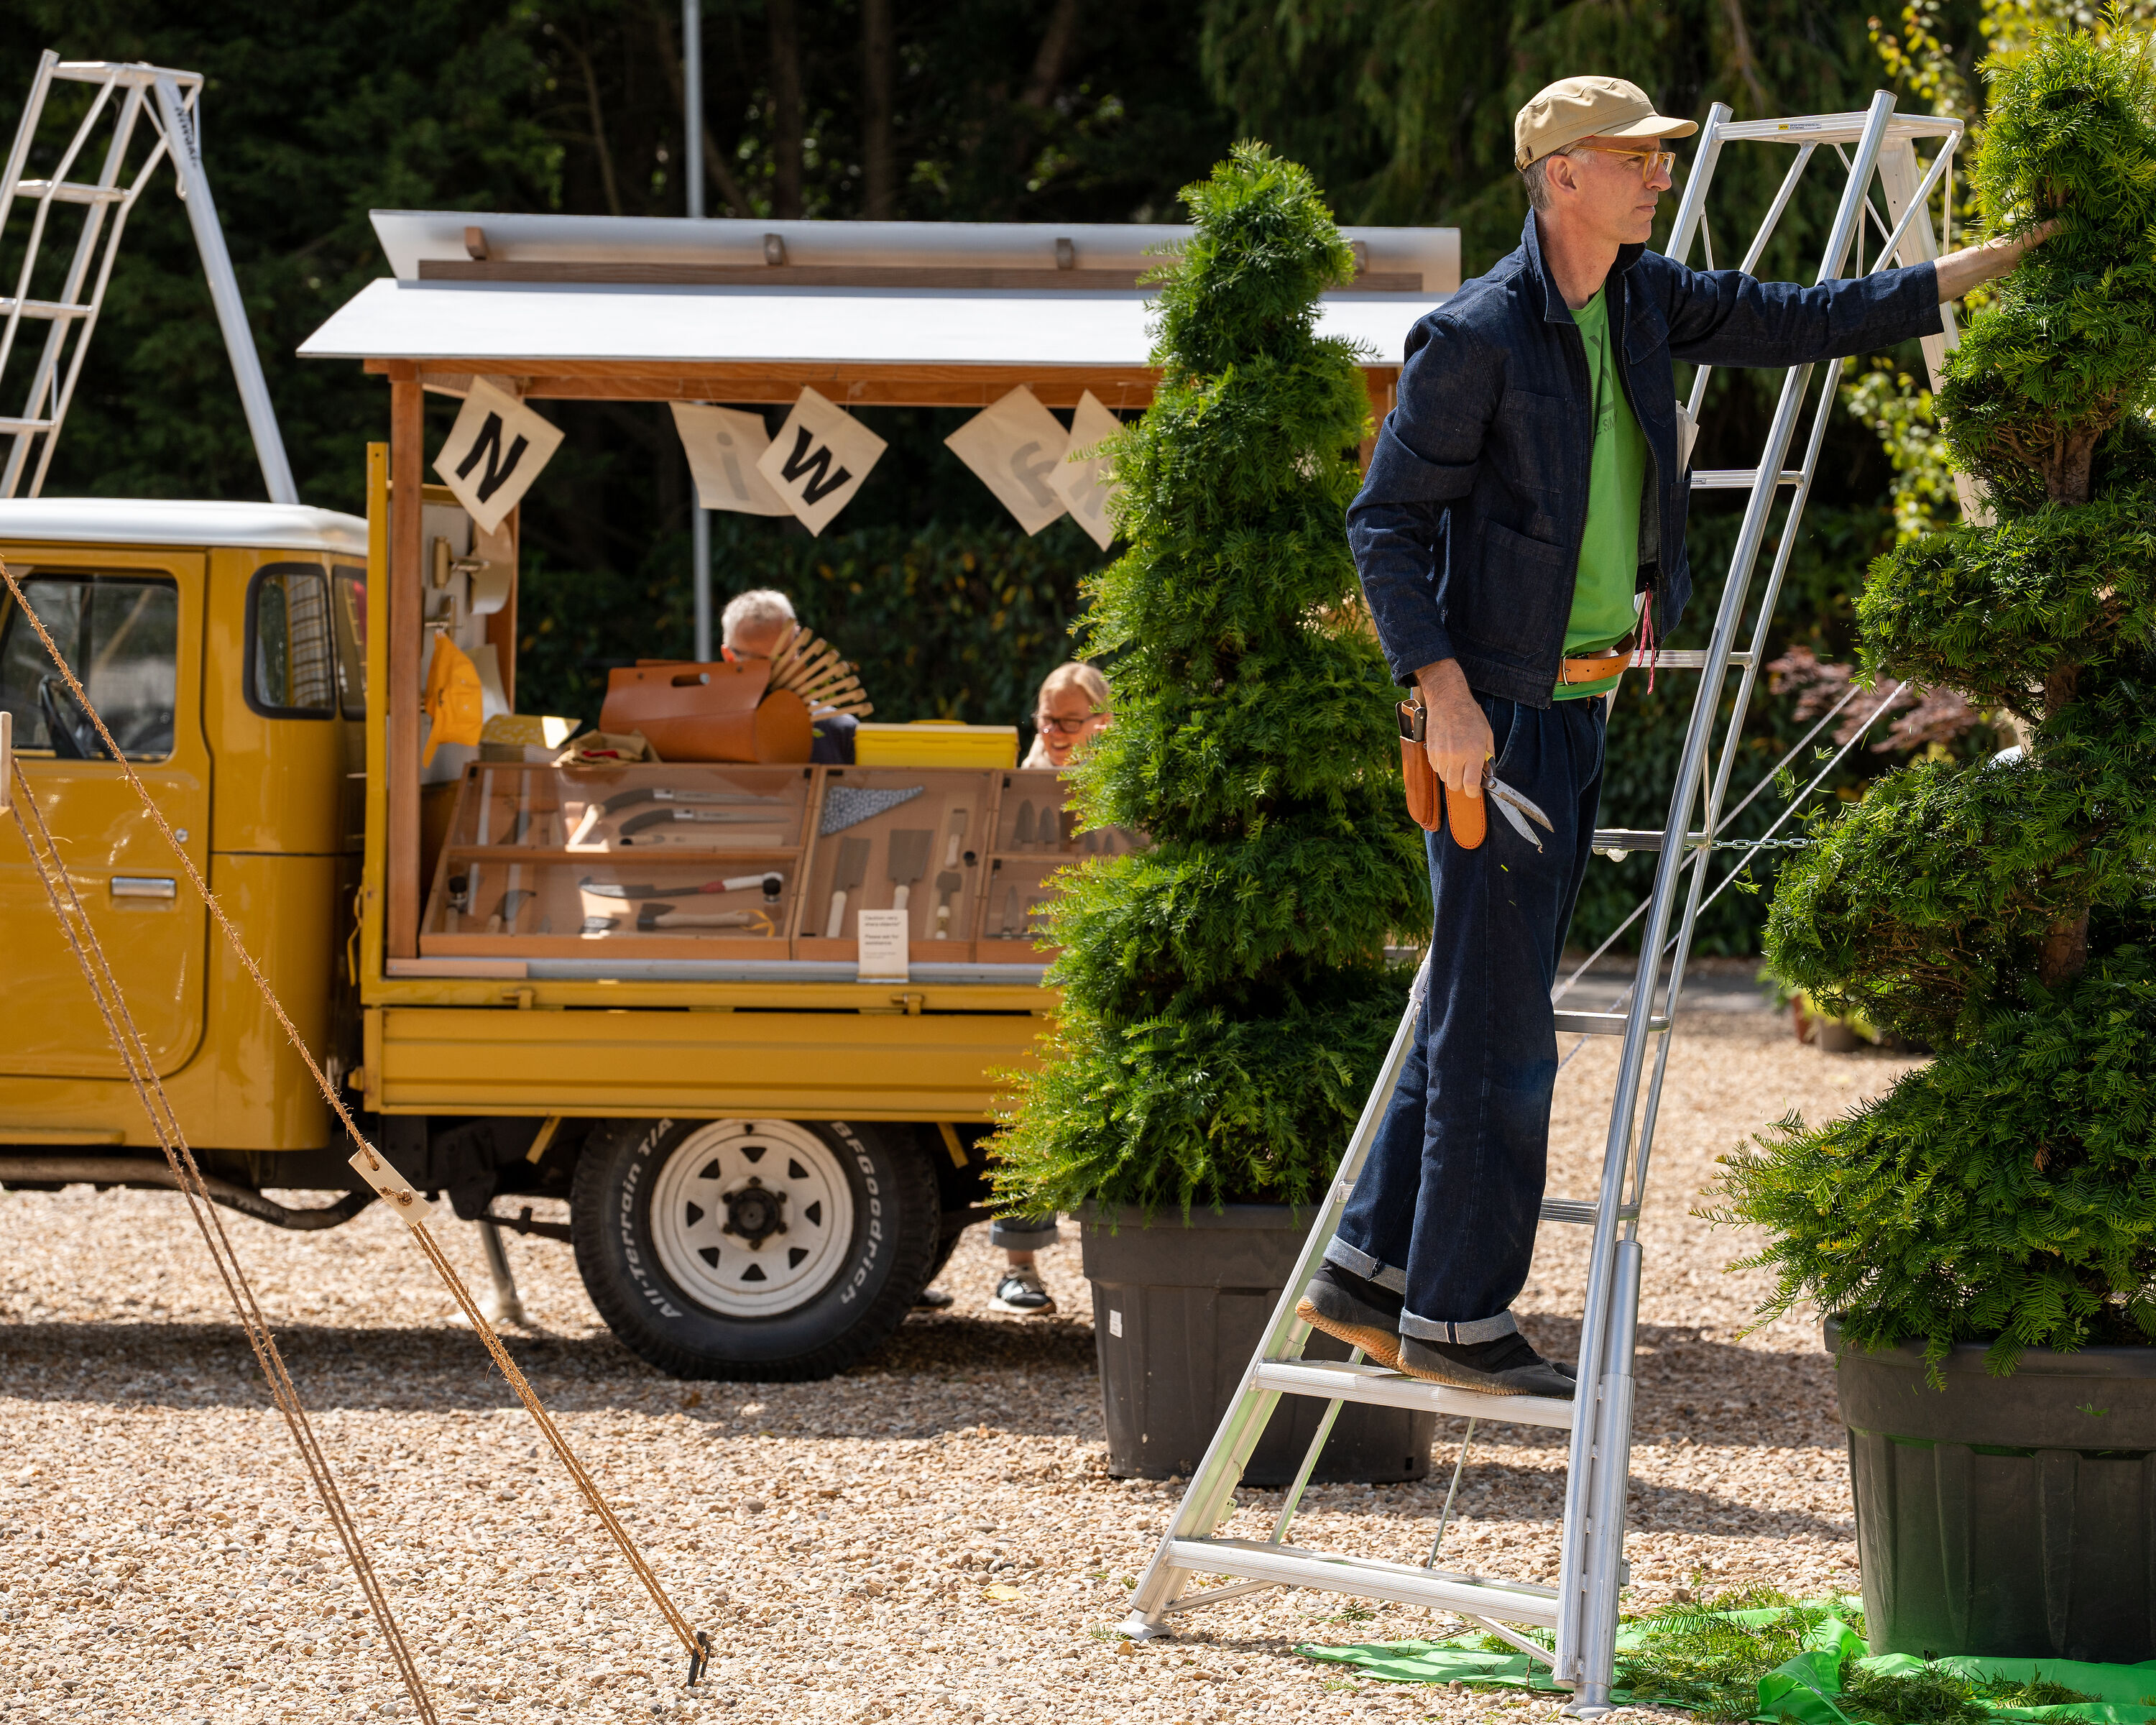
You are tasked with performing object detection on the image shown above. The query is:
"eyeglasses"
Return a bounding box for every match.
[1571,144,1677,183]
[1036,712,1104,735]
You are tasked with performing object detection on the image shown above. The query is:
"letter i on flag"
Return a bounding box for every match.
[755,387,888,536]
[431,379,565,535]
[671,402,793,515]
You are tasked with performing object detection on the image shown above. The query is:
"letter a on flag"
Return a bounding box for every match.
[671,402,792,516]
[944,385,1069,537]
[755,387,888,536]
[431,378,565,535]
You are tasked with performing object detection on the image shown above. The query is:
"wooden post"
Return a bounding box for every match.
[388,366,424,960]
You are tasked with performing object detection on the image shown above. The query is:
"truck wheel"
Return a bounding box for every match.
[571,1117,938,1381]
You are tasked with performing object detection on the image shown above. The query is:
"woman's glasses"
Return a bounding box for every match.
[1573,144,1677,183]
[1036,712,1104,735]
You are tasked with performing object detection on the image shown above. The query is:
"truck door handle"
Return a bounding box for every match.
[110,876,178,901]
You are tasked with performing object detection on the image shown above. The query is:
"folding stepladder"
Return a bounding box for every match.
[0,50,296,502]
[1119,92,1966,1713]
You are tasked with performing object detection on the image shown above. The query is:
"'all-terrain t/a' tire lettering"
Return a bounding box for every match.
[571,1117,937,1381]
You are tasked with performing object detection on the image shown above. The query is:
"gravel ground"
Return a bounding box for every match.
[0,985,1919,1724]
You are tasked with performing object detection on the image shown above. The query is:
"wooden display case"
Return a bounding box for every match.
[417,760,1143,966]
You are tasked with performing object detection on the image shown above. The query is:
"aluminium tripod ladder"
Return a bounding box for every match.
[1119,91,1966,1714]
[0,50,295,502]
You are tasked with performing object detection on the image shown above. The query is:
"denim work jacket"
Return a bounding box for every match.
[1349,211,1944,707]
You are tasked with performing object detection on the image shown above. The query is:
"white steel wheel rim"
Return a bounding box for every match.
[648,1121,855,1317]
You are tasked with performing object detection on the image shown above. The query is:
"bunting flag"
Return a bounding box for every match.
[1052,390,1124,551]
[671,402,793,516]
[431,378,564,535]
[755,387,888,536]
[943,385,1070,536]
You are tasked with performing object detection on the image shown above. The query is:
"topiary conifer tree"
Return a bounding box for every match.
[990,144,1427,1218]
[1710,26,2156,1377]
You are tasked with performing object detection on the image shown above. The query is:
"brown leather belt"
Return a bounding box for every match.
[1559,630,1637,686]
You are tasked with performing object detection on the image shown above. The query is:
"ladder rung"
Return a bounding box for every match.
[15,179,129,205]
[1625,648,1752,670]
[1164,1536,1561,1624]
[1691,468,1801,489]
[1539,1197,1640,1227]
[1590,828,1708,853]
[1552,1009,1667,1036]
[0,416,56,434]
[1252,1358,1575,1430]
[0,298,91,321]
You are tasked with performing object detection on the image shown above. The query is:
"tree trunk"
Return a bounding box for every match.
[2039,908,2090,988]
[2045,423,2100,504]
[862,0,895,219]
[769,0,805,220]
[1021,0,1083,109]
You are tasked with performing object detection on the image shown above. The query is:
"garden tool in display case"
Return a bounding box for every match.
[977,768,1144,960]
[797,768,992,961]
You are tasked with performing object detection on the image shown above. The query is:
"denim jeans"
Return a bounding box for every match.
[990,1215,1059,1250]
[1328,691,1606,1341]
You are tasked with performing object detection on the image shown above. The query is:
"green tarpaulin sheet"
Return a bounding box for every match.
[1299,1604,2156,1722]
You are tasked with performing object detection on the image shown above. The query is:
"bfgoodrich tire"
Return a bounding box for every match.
[572,1117,939,1381]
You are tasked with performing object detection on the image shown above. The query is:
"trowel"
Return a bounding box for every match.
[885,829,933,912]
[824,836,871,938]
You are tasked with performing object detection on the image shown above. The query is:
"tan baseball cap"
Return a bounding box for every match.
[1514,75,1697,170]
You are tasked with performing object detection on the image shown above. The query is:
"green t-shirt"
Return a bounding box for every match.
[1554,286,1649,701]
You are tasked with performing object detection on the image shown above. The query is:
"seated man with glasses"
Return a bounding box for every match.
[719,586,856,763]
[1307,74,2057,1398]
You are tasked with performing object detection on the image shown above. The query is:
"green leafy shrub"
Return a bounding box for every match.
[987,144,1427,1217]
[1721,24,2156,1374]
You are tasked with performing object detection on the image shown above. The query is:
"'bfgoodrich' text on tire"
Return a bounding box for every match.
[571,1117,939,1381]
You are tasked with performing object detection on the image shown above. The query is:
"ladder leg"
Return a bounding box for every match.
[1270,1346,1363,1545]
[1565,1241,1642,1718]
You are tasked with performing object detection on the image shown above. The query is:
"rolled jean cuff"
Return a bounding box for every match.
[990,1214,1059,1249]
[1323,1238,1408,1296]
[1399,1308,1520,1346]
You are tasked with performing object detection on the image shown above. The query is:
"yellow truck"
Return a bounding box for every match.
[0,212,1452,1378]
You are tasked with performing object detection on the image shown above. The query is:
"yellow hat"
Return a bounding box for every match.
[1514,75,1697,170]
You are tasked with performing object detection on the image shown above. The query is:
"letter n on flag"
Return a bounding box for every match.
[431,379,565,534]
[755,387,888,537]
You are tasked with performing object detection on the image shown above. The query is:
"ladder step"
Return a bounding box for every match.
[1624,648,1752,670]
[1691,467,1801,489]
[1590,828,1707,852]
[0,416,57,434]
[1552,1009,1667,1036]
[0,297,91,321]
[1252,1358,1576,1430]
[14,179,129,206]
[1539,1196,1640,1227]
[1164,1536,1560,1625]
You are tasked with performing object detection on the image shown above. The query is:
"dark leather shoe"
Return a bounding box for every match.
[1294,1263,1404,1371]
[1398,1332,1575,1399]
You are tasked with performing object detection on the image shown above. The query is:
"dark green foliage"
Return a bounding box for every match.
[1858,491,2156,716]
[1710,951,2156,1377]
[1937,28,2156,501]
[989,146,1427,1216]
[1733,27,2156,1371]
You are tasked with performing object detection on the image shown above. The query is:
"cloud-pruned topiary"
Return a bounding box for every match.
[987,143,1427,1218]
[1712,25,2156,1376]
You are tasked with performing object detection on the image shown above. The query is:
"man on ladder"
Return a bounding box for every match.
[1302,74,2047,1398]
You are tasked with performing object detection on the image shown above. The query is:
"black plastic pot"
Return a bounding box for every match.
[1829,1316,2156,1662]
[1078,1203,1433,1484]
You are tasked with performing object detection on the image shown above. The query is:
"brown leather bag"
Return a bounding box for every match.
[599,660,814,763]
[1396,699,1485,850]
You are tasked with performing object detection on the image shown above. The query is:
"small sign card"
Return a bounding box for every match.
[855,908,910,983]
[432,379,565,534]
[1053,390,1125,551]
[671,402,793,516]
[756,387,888,536]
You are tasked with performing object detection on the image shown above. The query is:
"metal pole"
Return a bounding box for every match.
[684,0,714,662]
[148,75,297,505]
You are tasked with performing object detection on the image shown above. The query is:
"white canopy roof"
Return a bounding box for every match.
[298,279,1445,370]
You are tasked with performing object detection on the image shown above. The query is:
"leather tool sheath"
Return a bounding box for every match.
[1396,700,1485,850]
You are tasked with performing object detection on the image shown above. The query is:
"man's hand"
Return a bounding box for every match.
[1933,216,2063,303]
[1414,658,1492,800]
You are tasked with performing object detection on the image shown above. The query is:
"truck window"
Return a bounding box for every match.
[331,566,366,718]
[246,564,336,717]
[0,572,178,760]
